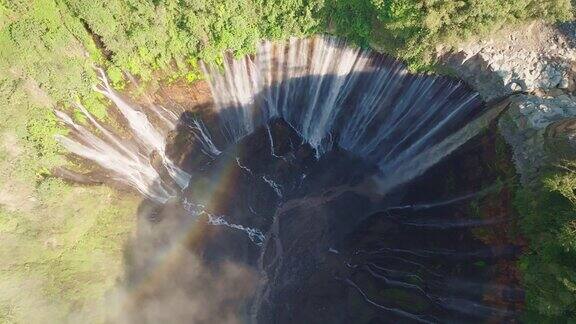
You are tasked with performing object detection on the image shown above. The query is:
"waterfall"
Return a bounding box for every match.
[202,36,487,192]
[56,36,492,202]
[49,37,524,323]
[55,70,190,203]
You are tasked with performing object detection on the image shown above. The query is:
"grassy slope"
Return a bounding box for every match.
[0,96,140,322]
[0,2,138,322]
[0,0,574,322]
[0,43,140,321]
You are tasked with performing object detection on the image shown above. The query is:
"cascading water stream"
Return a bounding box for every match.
[55,69,190,203]
[56,36,492,202]
[54,36,518,323]
[201,36,489,193]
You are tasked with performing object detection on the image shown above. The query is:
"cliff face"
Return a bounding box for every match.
[440,21,576,183]
[439,20,576,320]
[499,93,576,183]
[441,21,575,99]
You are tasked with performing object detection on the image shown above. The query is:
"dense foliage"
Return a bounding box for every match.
[515,164,576,321]
[0,0,574,321]
[1,0,572,120]
[326,0,573,69]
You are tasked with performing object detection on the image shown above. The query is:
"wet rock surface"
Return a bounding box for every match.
[124,116,522,323]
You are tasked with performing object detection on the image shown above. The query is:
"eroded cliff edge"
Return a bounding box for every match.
[440,20,576,183]
[440,20,576,320]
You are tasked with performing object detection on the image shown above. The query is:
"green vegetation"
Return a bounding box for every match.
[0,0,574,322]
[0,183,139,322]
[515,163,576,321]
[0,38,140,320]
[326,0,573,69]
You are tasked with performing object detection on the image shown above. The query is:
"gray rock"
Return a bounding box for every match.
[559,77,570,89]
[509,82,522,92]
[499,93,576,183]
